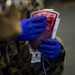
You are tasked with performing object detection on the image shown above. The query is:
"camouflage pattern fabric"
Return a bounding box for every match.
[0,0,65,75]
[0,38,65,75]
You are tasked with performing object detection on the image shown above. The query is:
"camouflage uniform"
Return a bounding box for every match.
[0,0,65,75]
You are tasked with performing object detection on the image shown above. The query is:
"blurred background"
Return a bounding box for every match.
[38,0,75,75]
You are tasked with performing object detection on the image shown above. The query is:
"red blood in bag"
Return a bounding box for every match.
[29,11,58,49]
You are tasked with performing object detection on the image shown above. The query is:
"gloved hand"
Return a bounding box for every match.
[39,39,62,59]
[15,16,47,41]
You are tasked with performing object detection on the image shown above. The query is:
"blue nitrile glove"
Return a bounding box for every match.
[15,16,47,41]
[39,39,62,59]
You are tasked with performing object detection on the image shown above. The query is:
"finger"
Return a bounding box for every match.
[42,53,58,59]
[39,49,58,55]
[55,41,61,49]
[43,39,59,45]
[42,47,61,59]
[30,28,46,35]
[29,16,47,23]
[34,22,48,28]
[39,44,55,50]
[28,22,47,31]
[30,34,41,40]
